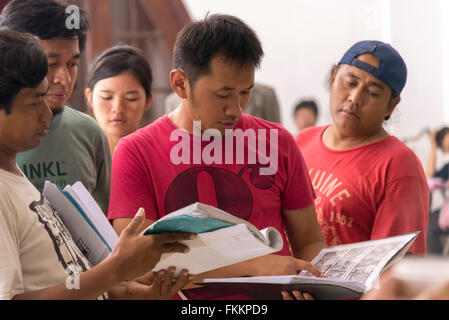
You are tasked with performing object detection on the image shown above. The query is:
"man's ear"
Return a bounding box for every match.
[329,65,338,89]
[386,96,401,118]
[169,69,189,99]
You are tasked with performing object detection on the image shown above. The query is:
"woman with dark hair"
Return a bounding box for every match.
[86,45,153,154]
[426,127,449,179]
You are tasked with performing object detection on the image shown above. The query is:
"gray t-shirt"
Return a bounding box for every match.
[16,106,111,209]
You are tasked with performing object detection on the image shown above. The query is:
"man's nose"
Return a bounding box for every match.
[52,65,71,86]
[348,87,363,107]
[40,99,53,124]
[225,95,243,118]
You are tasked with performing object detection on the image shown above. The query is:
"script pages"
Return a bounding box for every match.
[298,231,420,290]
[199,231,419,299]
[143,202,284,276]
[43,181,119,266]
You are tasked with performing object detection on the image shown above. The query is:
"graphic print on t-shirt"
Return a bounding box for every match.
[309,168,352,247]
[165,164,275,219]
[29,195,91,273]
[20,160,68,191]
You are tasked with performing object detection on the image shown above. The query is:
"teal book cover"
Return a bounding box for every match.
[144,215,235,235]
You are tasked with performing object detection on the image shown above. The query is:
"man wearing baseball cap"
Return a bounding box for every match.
[295,40,429,255]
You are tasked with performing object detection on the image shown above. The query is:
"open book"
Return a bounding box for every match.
[143,202,283,276]
[42,181,119,266]
[198,231,420,300]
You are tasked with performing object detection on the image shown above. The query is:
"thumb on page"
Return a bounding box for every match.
[122,207,145,236]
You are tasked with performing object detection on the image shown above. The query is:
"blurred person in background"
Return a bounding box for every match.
[293,99,319,133]
[425,127,449,180]
[425,127,449,255]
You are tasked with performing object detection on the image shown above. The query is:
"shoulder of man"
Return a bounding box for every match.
[240,114,295,149]
[295,125,324,146]
[62,106,103,130]
[384,137,423,164]
[116,116,169,151]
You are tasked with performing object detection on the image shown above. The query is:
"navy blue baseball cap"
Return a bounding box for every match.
[338,40,407,96]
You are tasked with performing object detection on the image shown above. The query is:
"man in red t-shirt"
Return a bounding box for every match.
[108,14,327,300]
[296,41,429,257]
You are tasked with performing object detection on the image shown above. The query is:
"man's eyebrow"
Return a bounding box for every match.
[46,53,81,60]
[344,72,360,81]
[217,84,255,91]
[46,52,61,59]
[366,81,385,90]
[217,86,234,91]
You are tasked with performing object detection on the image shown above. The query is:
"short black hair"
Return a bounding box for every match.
[87,45,153,98]
[0,0,89,51]
[436,127,449,150]
[294,100,319,118]
[0,28,48,114]
[173,14,263,86]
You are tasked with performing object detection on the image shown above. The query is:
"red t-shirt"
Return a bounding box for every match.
[295,126,429,255]
[109,114,315,299]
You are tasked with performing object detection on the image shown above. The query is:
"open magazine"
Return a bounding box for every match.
[42,181,118,266]
[199,231,420,300]
[143,202,283,275]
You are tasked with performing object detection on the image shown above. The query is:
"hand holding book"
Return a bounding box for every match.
[109,208,196,281]
[143,202,284,276]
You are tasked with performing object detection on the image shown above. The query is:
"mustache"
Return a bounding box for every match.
[47,84,68,93]
[339,103,360,119]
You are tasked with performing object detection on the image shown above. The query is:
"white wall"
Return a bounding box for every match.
[183,0,448,165]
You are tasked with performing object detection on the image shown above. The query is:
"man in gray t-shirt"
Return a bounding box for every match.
[1,0,111,210]
[16,107,111,210]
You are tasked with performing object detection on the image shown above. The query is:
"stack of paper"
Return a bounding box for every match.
[43,181,118,266]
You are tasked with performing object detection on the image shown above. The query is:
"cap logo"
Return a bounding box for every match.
[369,44,377,53]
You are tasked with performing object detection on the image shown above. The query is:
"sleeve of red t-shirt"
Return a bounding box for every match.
[108,137,158,221]
[370,158,429,255]
[281,129,316,211]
